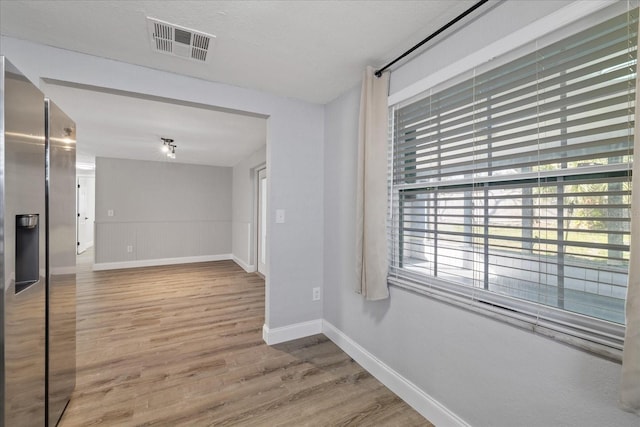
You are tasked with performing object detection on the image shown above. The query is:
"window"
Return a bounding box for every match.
[389,8,638,352]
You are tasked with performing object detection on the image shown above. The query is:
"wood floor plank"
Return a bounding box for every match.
[59,253,433,426]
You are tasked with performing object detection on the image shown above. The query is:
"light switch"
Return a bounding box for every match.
[107,209,114,217]
[275,209,285,224]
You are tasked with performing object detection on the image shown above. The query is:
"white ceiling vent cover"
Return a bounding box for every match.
[147,17,215,62]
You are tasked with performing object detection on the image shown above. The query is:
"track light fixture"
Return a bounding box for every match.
[161,137,177,160]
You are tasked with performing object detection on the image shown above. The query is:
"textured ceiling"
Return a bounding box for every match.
[0,0,477,104]
[1,0,479,167]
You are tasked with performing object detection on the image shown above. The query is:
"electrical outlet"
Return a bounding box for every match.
[126,245,133,253]
[312,287,321,301]
[107,209,114,217]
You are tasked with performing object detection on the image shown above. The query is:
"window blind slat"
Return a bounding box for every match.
[396,104,633,156]
[396,77,634,149]
[396,27,635,125]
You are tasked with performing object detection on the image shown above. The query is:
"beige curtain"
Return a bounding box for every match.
[355,66,390,300]
[620,31,640,414]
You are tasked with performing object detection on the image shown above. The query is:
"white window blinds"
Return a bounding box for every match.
[389,8,638,349]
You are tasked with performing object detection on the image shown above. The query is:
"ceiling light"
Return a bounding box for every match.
[161,137,177,160]
[61,127,75,144]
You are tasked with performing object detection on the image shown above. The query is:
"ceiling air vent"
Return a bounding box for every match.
[147,17,215,62]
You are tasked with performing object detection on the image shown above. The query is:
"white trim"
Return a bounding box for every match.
[388,0,614,106]
[247,222,252,263]
[92,254,232,271]
[232,256,255,273]
[262,319,470,425]
[262,319,322,345]
[322,320,469,427]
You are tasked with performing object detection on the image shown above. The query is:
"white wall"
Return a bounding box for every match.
[323,1,639,426]
[232,145,266,271]
[0,36,324,328]
[94,157,232,266]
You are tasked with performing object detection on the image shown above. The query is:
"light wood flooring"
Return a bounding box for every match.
[59,253,432,426]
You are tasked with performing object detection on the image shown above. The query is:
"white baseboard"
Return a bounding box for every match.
[261,318,466,425]
[322,321,469,427]
[92,254,232,271]
[262,319,323,345]
[232,256,255,273]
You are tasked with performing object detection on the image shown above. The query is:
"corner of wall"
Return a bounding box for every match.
[232,255,255,273]
[259,316,469,426]
[262,319,323,345]
[321,320,470,427]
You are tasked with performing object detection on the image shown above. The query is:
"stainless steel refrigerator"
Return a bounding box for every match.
[1,57,77,426]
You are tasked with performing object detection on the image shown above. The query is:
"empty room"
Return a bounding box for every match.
[0,0,639,426]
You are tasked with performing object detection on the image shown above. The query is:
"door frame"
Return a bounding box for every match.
[255,166,267,277]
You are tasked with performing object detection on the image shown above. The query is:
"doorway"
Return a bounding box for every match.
[76,176,95,254]
[257,168,267,276]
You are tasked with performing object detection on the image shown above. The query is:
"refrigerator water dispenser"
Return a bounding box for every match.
[15,213,39,293]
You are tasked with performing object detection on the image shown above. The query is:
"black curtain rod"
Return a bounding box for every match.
[374,0,490,78]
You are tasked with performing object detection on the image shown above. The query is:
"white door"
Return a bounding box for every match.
[257,168,267,276]
[76,176,95,254]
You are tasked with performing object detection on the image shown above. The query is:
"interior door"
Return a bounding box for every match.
[257,168,267,276]
[76,176,94,254]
